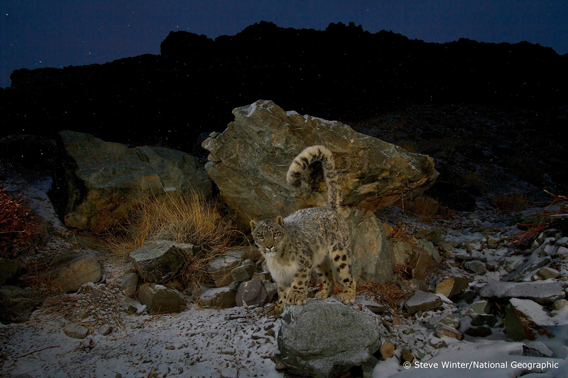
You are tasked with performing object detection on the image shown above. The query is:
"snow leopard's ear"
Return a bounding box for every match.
[250,220,258,231]
[275,215,284,226]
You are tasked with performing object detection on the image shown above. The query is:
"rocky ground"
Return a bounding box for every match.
[1,157,567,378]
[1,102,568,378]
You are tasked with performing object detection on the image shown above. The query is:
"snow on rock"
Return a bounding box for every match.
[479,281,566,305]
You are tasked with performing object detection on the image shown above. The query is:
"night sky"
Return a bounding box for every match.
[1,1,567,88]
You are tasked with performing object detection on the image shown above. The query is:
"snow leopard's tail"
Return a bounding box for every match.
[287,145,343,209]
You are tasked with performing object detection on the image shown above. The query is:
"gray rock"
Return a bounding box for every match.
[523,341,554,358]
[0,257,21,285]
[416,239,442,264]
[464,260,487,275]
[486,236,500,249]
[435,324,463,340]
[461,300,491,316]
[438,241,455,253]
[207,254,241,287]
[393,240,413,265]
[0,286,42,323]
[231,263,256,282]
[405,290,442,314]
[537,267,560,280]
[346,208,394,284]
[277,298,381,378]
[236,278,268,308]
[129,241,188,284]
[479,281,565,305]
[202,100,438,228]
[198,287,236,309]
[48,253,102,292]
[501,246,552,281]
[64,323,89,339]
[428,312,460,329]
[52,130,212,232]
[556,237,568,247]
[137,283,185,314]
[118,272,139,297]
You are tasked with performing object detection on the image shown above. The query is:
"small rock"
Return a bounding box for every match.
[428,312,460,329]
[118,272,139,297]
[379,340,395,359]
[408,250,435,281]
[129,241,188,284]
[435,277,471,299]
[405,290,442,314]
[523,341,554,357]
[198,287,236,309]
[470,314,498,327]
[64,323,89,339]
[49,253,102,292]
[400,348,414,364]
[537,267,560,280]
[464,260,487,274]
[557,246,568,257]
[463,240,483,252]
[438,241,455,253]
[236,278,268,308]
[464,326,492,337]
[231,263,256,282]
[207,255,241,287]
[462,300,491,316]
[486,236,500,249]
[435,324,463,340]
[552,299,568,311]
[138,283,185,314]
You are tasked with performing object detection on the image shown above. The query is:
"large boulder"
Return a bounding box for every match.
[277,298,382,378]
[202,100,438,227]
[50,130,212,232]
[129,241,195,284]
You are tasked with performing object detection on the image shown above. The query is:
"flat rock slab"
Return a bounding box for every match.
[479,281,566,305]
[198,287,236,309]
[405,290,442,314]
[278,298,382,378]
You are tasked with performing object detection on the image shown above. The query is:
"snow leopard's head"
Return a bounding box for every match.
[250,216,287,257]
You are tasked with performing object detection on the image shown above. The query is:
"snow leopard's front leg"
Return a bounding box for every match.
[286,255,312,305]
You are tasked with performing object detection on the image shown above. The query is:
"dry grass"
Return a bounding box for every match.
[404,196,440,219]
[357,281,413,312]
[491,192,529,213]
[513,191,568,247]
[105,190,242,287]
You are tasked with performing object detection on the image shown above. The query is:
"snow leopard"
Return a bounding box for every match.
[250,145,356,316]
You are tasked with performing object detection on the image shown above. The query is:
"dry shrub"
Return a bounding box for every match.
[404,196,440,219]
[513,191,567,247]
[105,190,241,287]
[357,281,412,311]
[0,187,42,258]
[491,192,529,212]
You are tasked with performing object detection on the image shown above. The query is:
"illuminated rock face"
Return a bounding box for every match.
[51,130,212,232]
[203,99,438,228]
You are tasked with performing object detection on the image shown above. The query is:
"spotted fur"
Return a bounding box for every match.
[251,146,356,316]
